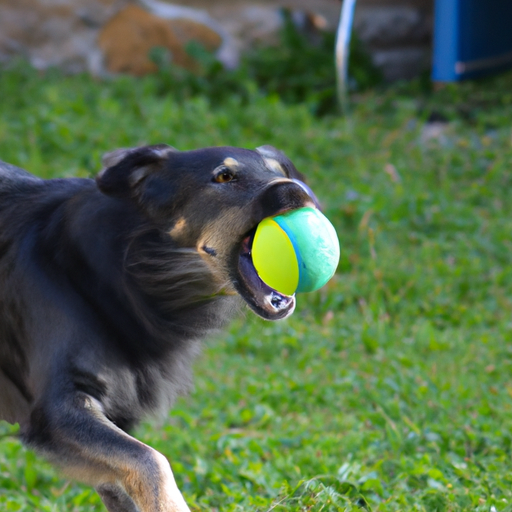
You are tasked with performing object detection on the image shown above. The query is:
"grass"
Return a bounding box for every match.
[1,63,512,511]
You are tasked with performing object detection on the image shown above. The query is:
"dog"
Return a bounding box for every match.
[0,144,319,511]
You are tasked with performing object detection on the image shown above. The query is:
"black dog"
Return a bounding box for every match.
[0,144,318,511]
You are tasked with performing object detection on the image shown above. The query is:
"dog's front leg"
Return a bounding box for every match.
[22,392,190,512]
[96,484,139,512]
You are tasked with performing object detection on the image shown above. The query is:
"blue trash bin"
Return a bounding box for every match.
[433,0,512,81]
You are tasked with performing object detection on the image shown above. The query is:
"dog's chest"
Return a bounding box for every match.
[70,337,201,431]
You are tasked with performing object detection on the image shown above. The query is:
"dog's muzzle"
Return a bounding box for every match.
[231,179,320,320]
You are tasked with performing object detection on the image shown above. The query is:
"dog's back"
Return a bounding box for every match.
[0,162,45,423]
[0,161,92,425]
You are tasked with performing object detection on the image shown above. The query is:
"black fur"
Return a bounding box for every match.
[0,145,316,511]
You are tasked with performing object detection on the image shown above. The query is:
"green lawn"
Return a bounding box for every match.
[1,65,512,511]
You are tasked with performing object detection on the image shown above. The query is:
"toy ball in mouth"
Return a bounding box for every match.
[251,207,340,295]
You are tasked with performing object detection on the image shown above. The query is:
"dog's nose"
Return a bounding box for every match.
[254,179,318,220]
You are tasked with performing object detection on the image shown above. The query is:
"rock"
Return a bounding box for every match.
[352,5,433,81]
[372,47,430,81]
[167,18,222,53]
[98,4,223,75]
[221,6,284,47]
[140,0,233,67]
[354,6,432,47]
[0,0,123,73]
[0,0,227,75]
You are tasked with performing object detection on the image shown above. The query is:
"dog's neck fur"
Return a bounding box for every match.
[26,182,242,426]
[49,184,241,363]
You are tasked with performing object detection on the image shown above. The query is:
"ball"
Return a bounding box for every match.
[251,207,340,295]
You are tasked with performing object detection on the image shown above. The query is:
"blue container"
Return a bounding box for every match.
[433,0,512,81]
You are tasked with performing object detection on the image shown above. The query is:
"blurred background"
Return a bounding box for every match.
[0,0,432,82]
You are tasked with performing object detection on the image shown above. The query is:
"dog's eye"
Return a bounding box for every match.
[213,168,236,183]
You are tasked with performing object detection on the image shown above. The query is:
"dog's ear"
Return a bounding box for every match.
[255,145,305,181]
[96,144,177,199]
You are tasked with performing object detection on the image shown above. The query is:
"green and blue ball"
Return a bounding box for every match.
[252,207,340,295]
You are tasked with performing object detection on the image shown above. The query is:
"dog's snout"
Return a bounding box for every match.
[291,179,321,209]
[254,180,317,220]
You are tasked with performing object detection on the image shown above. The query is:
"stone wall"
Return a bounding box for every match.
[0,0,433,81]
[354,0,433,80]
[160,0,434,80]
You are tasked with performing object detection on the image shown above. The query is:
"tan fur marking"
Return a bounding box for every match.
[168,218,188,239]
[223,157,239,169]
[263,157,286,176]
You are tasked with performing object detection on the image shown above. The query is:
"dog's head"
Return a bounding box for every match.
[96,144,320,321]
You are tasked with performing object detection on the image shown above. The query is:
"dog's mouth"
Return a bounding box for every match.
[233,227,295,321]
[227,178,318,320]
